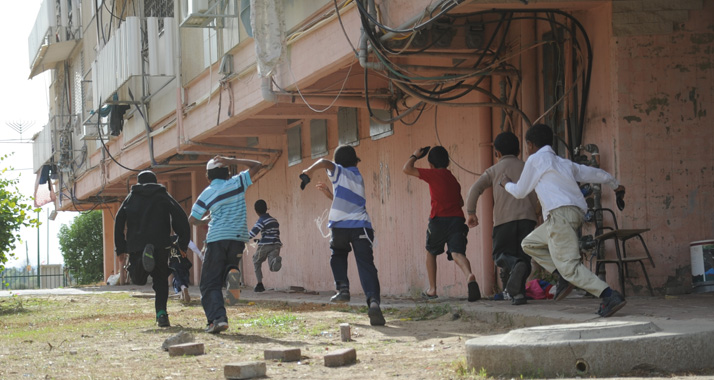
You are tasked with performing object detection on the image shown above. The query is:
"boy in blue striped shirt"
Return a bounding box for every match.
[249,199,282,292]
[300,145,385,326]
[189,155,262,333]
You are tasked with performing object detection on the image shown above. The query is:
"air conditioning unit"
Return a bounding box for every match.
[81,123,110,141]
[188,0,210,14]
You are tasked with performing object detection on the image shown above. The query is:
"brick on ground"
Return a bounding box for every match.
[168,342,205,357]
[264,347,301,362]
[324,348,357,367]
[224,361,267,379]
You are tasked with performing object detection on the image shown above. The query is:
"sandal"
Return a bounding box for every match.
[421,291,438,300]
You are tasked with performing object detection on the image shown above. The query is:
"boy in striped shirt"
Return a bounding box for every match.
[189,155,262,333]
[300,145,385,326]
[249,199,282,292]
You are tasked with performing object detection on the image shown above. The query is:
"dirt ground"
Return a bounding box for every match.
[0,292,510,380]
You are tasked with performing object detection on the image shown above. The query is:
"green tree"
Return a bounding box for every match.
[58,210,104,284]
[0,154,41,273]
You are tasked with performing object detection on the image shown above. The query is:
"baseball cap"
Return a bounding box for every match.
[206,158,224,170]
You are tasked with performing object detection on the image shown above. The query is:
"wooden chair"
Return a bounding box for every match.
[592,208,655,297]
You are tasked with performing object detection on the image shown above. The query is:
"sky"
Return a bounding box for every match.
[1,0,78,269]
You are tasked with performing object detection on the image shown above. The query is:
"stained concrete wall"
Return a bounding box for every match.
[93,0,713,297]
[610,0,713,293]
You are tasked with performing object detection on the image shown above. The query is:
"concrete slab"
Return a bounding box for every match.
[466,319,714,378]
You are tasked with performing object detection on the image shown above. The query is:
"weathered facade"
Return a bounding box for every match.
[30,0,714,298]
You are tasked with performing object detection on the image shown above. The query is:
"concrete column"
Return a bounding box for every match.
[520,18,538,137]
[101,204,119,283]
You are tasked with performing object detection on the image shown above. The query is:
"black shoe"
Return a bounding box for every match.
[368,301,385,326]
[511,295,527,305]
[205,321,229,334]
[468,281,481,302]
[554,275,575,301]
[506,261,529,297]
[142,244,155,272]
[254,283,265,292]
[156,313,170,327]
[330,290,350,303]
[598,290,627,317]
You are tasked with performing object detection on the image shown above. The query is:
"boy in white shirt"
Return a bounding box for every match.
[501,124,627,317]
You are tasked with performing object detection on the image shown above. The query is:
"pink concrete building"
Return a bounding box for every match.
[30,0,714,298]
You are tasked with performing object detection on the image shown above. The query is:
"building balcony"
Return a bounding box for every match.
[28,0,81,79]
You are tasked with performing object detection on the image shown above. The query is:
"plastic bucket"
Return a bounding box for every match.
[690,240,714,293]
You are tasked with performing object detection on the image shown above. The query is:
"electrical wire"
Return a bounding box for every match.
[354,0,462,34]
[283,57,356,113]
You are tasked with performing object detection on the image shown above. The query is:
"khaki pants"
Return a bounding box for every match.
[521,206,608,297]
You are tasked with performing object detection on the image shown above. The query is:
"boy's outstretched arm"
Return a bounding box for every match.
[403,147,427,177]
[302,158,335,177]
[213,156,263,178]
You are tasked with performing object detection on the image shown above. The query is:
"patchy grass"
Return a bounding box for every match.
[0,292,508,380]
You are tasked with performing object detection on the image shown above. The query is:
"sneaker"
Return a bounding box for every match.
[554,275,575,301]
[225,270,241,306]
[511,294,527,305]
[205,321,229,334]
[598,290,627,317]
[254,283,265,292]
[156,313,170,328]
[368,301,386,326]
[269,256,282,272]
[330,290,350,303]
[506,261,529,298]
[181,287,191,304]
[142,244,155,272]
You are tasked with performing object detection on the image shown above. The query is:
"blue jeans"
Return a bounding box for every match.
[330,228,381,306]
[200,240,244,324]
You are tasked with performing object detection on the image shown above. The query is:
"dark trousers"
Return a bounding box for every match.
[169,256,192,293]
[200,240,244,324]
[492,219,537,283]
[330,228,381,306]
[128,246,170,314]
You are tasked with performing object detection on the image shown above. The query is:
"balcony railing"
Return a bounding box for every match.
[28,0,81,79]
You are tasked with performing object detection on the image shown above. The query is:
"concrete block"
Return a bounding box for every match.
[324,348,356,367]
[340,323,351,342]
[168,342,205,357]
[264,347,301,362]
[224,361,267,379]
[466,320,714,378]
[162,331,195,351]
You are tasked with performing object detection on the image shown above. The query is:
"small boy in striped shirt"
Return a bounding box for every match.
[249,199,282,293]
[300,145,385,326]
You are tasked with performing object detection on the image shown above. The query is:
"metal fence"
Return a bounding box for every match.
[1,265,76,290]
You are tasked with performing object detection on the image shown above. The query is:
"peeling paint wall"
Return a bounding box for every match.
[612,0,714,293]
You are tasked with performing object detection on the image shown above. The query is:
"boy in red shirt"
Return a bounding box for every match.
[403,146,481,301]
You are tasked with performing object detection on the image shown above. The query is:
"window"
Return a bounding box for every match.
[369,109,393,140]
[287,123,302,166]
[310,119,328,159]
[338,107,359,146]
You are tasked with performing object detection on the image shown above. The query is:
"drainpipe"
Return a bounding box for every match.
[478,76,494,292]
